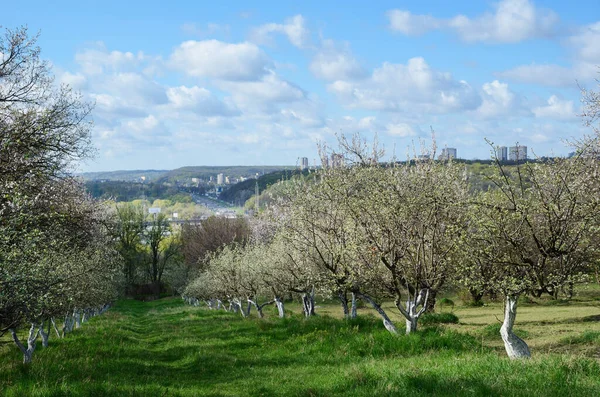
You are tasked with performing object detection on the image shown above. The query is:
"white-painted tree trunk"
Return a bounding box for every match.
[74,310,81,329]
[10,324,39,364]
[500,295,531,359]
[301,291,316,317]
[397,289,429,335]
[39,322,49,348]
[275,297,285,318]
[350,293,357,319]
[51,318,61,338]
[338,291,350,318]
[355,293,398,334]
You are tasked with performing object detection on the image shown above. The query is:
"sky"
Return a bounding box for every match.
[4,0,600,171]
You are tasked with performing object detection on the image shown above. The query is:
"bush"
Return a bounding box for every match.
[420,312,459,325]
[438,297,455,311]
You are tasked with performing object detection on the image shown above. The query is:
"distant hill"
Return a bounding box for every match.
[79,170,169,182]
[80,166,294,183]
[220,169,310,206]
[156,166,293,184]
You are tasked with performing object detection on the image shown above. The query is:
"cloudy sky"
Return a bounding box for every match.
[5,0,599,171]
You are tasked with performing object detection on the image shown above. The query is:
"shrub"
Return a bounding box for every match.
[438,297,455,311]
[420,312,459,325]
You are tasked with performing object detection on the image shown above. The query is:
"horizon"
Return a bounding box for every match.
[5,0,598,172]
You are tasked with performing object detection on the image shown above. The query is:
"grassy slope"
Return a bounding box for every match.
[1,297,600,397]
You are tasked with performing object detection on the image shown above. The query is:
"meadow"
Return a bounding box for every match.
[1,289,600,397]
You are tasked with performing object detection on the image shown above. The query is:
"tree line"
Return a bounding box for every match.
[183,127,600,360]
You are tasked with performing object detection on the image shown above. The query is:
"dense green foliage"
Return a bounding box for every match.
[2,298,600,396]
[220,168,310,205]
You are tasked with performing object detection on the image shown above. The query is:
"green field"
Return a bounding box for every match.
[2,292,600,396]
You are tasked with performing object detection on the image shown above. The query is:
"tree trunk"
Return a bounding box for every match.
[275,297,285,318]
[338,291,349,318]
[500,295,531,359]
[469,288,484,305]
[10,324,39,364]
[39,322,49,348]
[424,288,437,313]
[350,292,357,319]
[396,289,429,335]
[301,293,316,317]
[355,292,398,334]
[51,318,61,338]
[74,310,81,329]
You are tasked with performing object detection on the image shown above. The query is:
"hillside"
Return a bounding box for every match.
[2,296,600,396]
[219,168,310,206]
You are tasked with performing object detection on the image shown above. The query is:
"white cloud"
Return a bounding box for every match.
[218,73,306,111]
[309,40,366,81]
[568,22,600,64]
[496,63,576,87]
[532,95,575,120]
[476,80,527,118]
[498,21,600,87]
[250,15,310,48]
[59,71,87,90]
[166,86,240,117]
[75,44,149,75]
[387,0,558,43]
[106,73,168,105]
[170,40,271,81]
[328,57,481,114]
[386,10,441,36]
[386,122,417,137]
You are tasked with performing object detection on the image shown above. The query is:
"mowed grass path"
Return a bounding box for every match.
[2,298,600,396]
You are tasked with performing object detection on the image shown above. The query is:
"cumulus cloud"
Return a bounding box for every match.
[309,40,366,81]
[387,0,558,43]
[250,15,310,48]
[217,73,306,111]
[166,86,240,117]
[386,122,417,137]
[386,10,442,36]
[59,71,87,90]
[475,80,528,119]
[532,95,575,120]
[170,40,271,81]
[498,22,600,87]
[75,45,150,75]
[328,57,481,114]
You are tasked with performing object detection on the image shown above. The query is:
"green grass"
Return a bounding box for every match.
[1,297,600,396]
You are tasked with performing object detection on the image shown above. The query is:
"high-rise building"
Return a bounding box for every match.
[439,148,457,160]
[300,157,309,170]
[496,146,508,161]
[509,145,527,161]
[217,173,224,185]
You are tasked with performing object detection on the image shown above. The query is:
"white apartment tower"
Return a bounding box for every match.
[300,157,309,170]
[509,146,527,161]
[439,148,457,160]
[496,146,508,161]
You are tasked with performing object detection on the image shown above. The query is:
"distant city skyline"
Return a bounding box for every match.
[5,0,597,172]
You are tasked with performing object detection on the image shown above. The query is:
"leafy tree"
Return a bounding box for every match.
[0,27,119,363]
[462,154,600,359]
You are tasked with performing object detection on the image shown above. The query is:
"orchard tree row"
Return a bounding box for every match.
[0,27,121,363]
[184,122,600,359]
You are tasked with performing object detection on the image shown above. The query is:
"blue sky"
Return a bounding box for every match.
[4,0,600,171]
